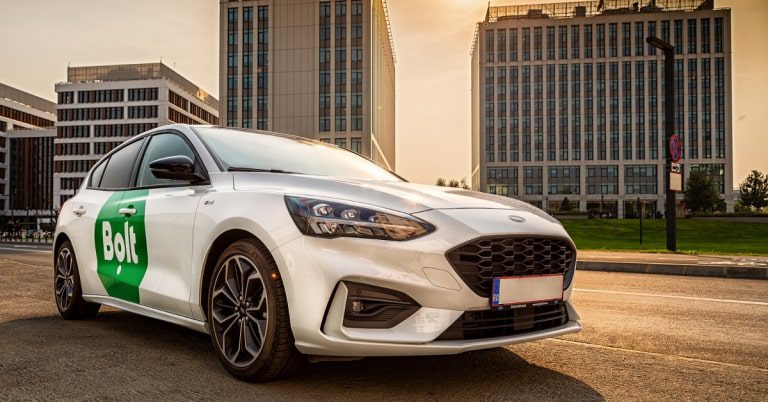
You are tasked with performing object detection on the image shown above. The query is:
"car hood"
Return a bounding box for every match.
[232,173,553,217]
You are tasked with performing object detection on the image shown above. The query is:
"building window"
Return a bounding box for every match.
[608,23,617,57]
[571,25,579,59]
[351,0,362,16]
[548,166,580,195]
[701,18,710,53]
[586,165,618,194]
[714,18,723,53]
[334,137,347,148]
[533,27,542,60]
[596,24,605,58]
[522,28,530,61]
[584,24,592,58]
[335,116,346,131]
[335,1,346,17]
[621,22,630,57]
[558,26,567,59]
[319,117,331,132]
[351,137,362,153]
[510,28,518,61]
[352,116,362,131]
[688,19,697,54]
[523,166,543,195]
[486,167,518,196]
[625,165,658,194]
[674,19,683,54]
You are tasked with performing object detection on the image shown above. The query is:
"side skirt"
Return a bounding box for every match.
[83,294,210,334]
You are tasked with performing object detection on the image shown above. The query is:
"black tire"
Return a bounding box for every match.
[207,238,306,381]
[54,240,100,319]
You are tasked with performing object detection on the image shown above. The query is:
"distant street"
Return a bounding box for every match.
[0,246,766,400]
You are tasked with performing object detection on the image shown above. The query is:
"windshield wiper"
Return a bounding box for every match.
[227,167,297,174]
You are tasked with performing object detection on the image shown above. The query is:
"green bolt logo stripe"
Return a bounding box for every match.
[95,190,149,304]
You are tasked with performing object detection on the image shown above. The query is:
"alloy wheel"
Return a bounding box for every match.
[211,255,269,367]
[54,248,75,311]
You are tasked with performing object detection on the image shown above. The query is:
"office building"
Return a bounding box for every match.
[471,0,732,217]
[219,0,396,170]
[54,63,219,208]
[0,83,57,221]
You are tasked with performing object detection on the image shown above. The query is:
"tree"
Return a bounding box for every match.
[437,178,470,189]
[459,178,470,189]
[561,197,572,212]
[683,170,721,213]
[739,170,768,212]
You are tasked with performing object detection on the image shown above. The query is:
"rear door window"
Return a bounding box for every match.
[98,139,145,190]
[89,159,108,188]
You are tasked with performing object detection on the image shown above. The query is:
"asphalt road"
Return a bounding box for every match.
[0,245,766,401]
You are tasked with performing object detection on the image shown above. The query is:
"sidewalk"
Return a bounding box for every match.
[577,250,768,280]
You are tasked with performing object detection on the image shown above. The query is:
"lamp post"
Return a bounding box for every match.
[646,36,677,251]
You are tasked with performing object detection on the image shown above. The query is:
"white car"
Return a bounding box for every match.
[54,125,581,381]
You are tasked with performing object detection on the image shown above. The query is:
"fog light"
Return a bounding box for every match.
[351,299,365,313]
[342,282,420,329]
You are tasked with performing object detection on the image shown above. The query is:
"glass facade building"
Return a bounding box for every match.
[471,0,733,217]
[219,0,396,170]
[0,83,58,218]
[54,63,219,208]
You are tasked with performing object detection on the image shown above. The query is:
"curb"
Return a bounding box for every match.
[577,260,768,280]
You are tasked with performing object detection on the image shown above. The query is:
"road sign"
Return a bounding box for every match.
[669,134,683,162]
[670,162,682,192]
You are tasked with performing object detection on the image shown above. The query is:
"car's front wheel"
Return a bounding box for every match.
[54,240,100,319]
[208,238,305,381]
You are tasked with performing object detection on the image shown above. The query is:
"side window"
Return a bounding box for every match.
[99,139,145,189]
[137,133,197,187]
[89,159,108,188]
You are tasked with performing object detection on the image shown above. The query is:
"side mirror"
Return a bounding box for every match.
[149,155,206,183]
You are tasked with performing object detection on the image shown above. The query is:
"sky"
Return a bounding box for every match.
[0,0,765,187]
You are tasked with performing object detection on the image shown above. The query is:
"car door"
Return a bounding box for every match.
[129,131,209,318]
[64,158,118,297]
[82,138,147,301]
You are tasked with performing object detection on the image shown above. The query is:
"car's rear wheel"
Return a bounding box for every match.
[208,238,305,381]
[54,240,100,319]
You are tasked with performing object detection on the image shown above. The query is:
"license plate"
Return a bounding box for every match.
[491,274,564,307]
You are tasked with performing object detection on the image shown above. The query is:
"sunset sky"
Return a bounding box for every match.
[0,0,765,187]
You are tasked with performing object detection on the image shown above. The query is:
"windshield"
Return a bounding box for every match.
[194,127,402,182]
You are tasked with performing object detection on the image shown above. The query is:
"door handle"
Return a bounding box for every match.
[119,207,137,217]
[72,206,86,216]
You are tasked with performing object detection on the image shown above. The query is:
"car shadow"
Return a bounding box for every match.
[0,310,603,400]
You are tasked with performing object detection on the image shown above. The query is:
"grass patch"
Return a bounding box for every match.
[561,219,768,256]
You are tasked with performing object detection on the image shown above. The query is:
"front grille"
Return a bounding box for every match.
[436,303,568,341]
[445,236,575,298]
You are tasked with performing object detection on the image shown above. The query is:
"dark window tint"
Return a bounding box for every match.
[137,133,196,187]
[89,159,107,188]
[99,139,144,189]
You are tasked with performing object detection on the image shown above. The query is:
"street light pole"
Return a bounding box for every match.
[646,36,677,252]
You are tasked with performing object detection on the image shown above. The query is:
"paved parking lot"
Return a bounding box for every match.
[0,245,766,400]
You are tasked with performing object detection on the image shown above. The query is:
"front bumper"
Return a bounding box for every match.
[272,208,581,357]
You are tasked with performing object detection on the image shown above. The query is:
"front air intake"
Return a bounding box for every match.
[445,236,576,298]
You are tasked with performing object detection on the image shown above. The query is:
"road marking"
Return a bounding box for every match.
[0,246,52,253]
[547,338,768,373]
[574,288,768,306]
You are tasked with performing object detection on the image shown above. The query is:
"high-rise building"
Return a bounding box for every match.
[471,0,732,218]
[54,63,219,208]
[219,0,396,170]
[0,83,57,220]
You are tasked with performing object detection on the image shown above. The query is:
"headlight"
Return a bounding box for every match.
[284,196,435,241]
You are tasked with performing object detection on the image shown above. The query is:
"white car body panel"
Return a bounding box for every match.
[55,124,581,358]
